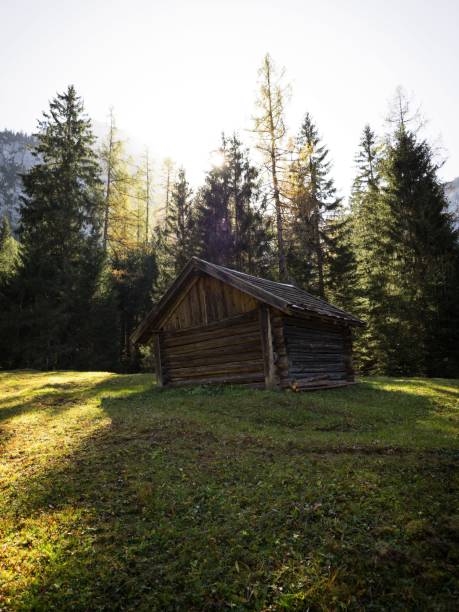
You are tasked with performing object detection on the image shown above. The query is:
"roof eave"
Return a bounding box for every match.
[130,258,198,345]
[289,304,365,326]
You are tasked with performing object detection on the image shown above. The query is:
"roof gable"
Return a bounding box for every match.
[131,257,363,344]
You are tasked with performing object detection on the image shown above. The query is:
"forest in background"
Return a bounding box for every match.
[0,55,458,377]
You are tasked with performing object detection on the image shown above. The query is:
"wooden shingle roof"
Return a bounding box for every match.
[132,257,363,344]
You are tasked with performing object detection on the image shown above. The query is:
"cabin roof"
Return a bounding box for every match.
[131,257,363,344]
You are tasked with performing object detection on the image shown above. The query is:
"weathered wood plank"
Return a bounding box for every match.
[168,372,266,387]
[154,333,164,387]
[167,360,264,379]
[164,349,262,368]
[163,334,261,357]
[162,310,258,339]
[163,321,259,348]
[259,305,277,389]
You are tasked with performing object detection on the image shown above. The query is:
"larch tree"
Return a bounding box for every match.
[160,158,176,224]
[253,53,289,280]
[133,149,154,246]
[99,109,136,254]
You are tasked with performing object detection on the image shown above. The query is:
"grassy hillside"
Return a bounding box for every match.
[1,372,458,610]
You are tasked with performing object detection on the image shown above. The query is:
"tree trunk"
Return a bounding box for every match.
[266,63,287,281]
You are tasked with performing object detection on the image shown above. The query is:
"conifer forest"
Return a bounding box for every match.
[0,55,458,378]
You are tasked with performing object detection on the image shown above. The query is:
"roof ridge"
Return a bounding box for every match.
[197,259,362,324]
[132,257,363,344]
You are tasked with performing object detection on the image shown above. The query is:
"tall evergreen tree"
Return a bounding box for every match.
[287,113,346,298]
[195,135,272,274]
[380,120,459,375]
[195,137,234,266]
[164,168,195,274]
[8,85,104,369]
[110,244,157,370]
[349,125,392,373]
[226,135,273,275]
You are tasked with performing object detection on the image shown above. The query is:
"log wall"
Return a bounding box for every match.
[282,315,353,386]
[158,310,265,387]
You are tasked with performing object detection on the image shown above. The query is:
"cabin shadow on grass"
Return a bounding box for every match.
[1,373,458,610]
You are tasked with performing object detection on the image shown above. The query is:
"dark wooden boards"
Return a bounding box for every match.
[259,305,277,389]
[161,275,258,332]
[281,315,354,386]
[153,333,164,387]
[161,311,264,388]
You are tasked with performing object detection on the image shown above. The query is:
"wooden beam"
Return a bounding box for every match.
[259,305,277,389]
[154,333,164,387]
[198,277,208,325]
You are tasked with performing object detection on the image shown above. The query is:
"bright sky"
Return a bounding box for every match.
[2,0,458,196]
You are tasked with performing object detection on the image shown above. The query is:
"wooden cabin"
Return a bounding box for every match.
[131,257,364,391]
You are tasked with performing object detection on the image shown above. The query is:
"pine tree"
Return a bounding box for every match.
[10,85,104,369]
[253,54,289,280]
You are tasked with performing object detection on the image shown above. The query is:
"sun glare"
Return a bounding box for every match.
[210,149,226,168]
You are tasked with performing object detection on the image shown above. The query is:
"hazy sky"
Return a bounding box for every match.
[2,0,458,195]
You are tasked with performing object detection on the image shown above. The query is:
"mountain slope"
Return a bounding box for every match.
[446,177,459,226]
[0,130,35,230]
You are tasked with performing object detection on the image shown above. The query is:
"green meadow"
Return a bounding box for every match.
[1,371,458,610]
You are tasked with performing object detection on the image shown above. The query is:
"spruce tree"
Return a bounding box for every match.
[11,85,104,369]
[195,134,272,274]
[195,137,233,265]
[349,125,392,373]
[380,121,459,375]
[164,168,195,273]
[226,135,273,275]
[111,244,157,370]
[287,113,346,298]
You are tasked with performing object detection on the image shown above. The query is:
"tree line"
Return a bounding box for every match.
[1,54,458,377]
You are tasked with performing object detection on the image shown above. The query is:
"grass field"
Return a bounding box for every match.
[0,371,458,611]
